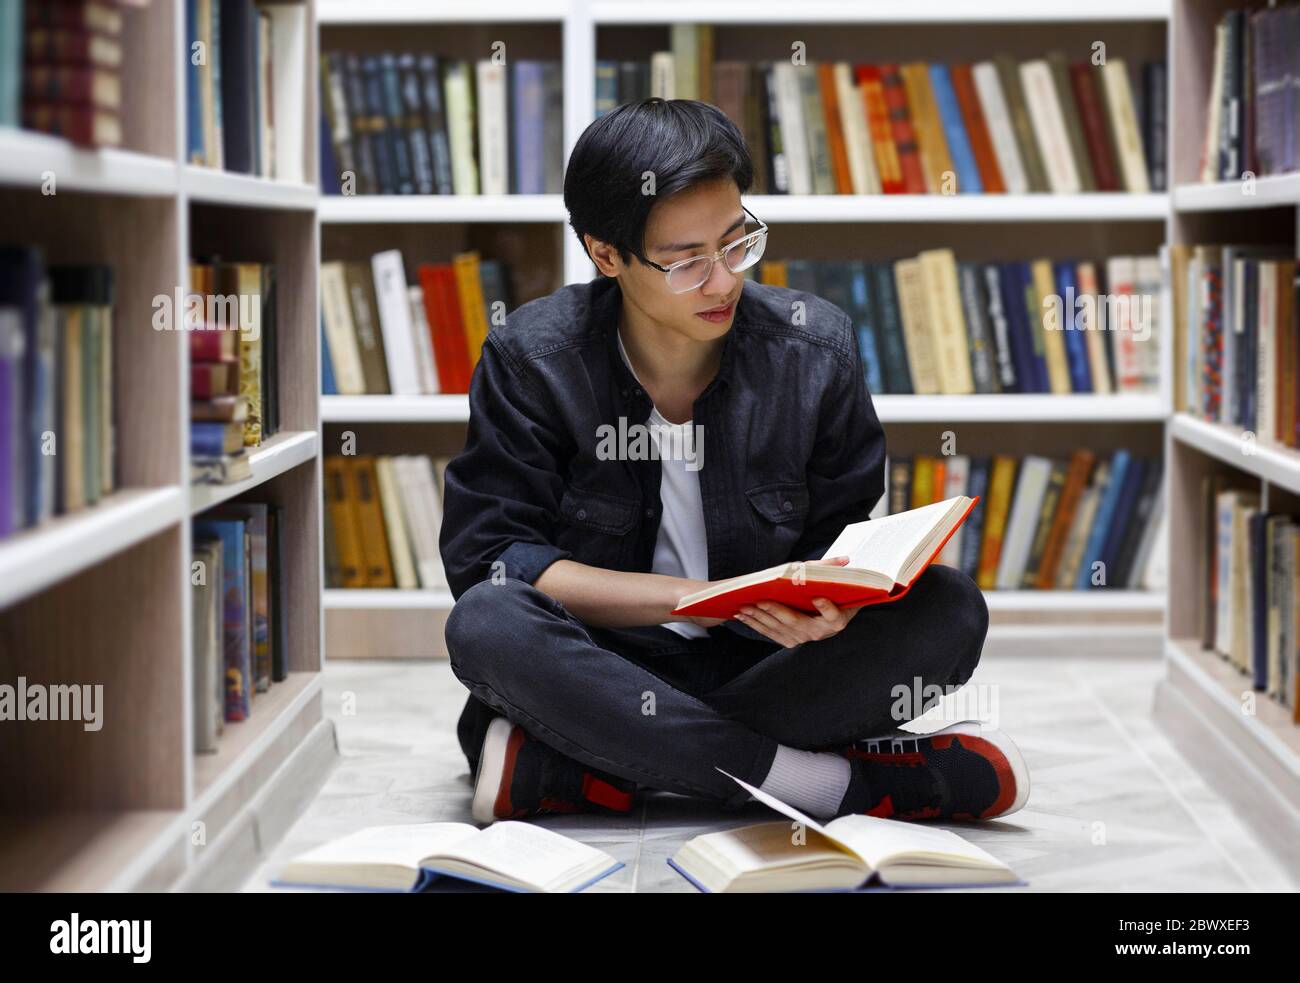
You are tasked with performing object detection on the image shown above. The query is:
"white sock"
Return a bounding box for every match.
[757,744,852,820]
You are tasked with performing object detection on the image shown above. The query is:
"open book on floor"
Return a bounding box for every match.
[667,770,1023,892]
[671,495,979,620]
[272,820,623,893]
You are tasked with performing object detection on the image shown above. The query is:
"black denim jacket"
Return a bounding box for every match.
[438,274,887,631]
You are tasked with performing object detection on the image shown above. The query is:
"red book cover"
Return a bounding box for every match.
[855,65,904,194]
[418,263,473,394]
[189,325,237,362]
[878,63,926,194]
[950,64,1006,193]
[1068,63,1121,192]
[671,497,979,620]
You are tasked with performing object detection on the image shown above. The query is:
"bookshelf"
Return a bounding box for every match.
[317,1,1175,657]
[0,0,329,891]
[1153,0,1300,876]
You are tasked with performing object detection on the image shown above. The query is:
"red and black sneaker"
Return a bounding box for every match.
[471,716,638,824]
[836,720,1029,822]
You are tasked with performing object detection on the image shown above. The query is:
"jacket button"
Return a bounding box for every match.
[644,507,655,518]
[577,509,587,520]
[782,500,793,512]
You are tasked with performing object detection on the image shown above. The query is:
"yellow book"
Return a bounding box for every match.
[900,62,954,193]
[976,456,1018,591]
[758,260,788,287]
[911,457,935,510]
[236,263,265,446]
[453,250,490,371]
[894,258,940,395]
[1030,258,1071,395]
[919,248,974,394]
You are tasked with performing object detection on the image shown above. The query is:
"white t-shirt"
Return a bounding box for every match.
[617,329,710,639]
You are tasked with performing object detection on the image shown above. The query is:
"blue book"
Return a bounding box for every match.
[959,457,992,579]
[193,518,252,721]
[928,64,983,194]
[319,106,341,194]
[871,263,912,394]
[1250,512,1269,690]
[1097,456,1146,584]
[998,263,1040,393]
[1053,262,1093,393]
[512,61,546,193]
[1076,451,1131,589]
[849,264,884,393]
[185,0,203,163]
[191,421,238,457]
[321,319,339,395]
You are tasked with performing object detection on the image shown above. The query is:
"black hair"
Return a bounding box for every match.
[563,98,754,268]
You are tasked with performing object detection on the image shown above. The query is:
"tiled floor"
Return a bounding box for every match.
[245,643,1297,893]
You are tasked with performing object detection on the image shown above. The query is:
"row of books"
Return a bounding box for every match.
[598,29,1163,194]
[320,250,511,397]
[889,450,1165,592]
[319,51,563,196]
[760,252,1161,397]
[1199,5,1300,182]
[1174,245,1298,444]
[186,0,307,181]
[1200,478,1300,718]
[323,454,451,591]
[192,501,291,748]
[13,0,127,147]
[0,248,114,540]
[189,259,281,484]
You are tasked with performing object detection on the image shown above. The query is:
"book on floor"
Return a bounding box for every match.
[667,770,1022,892]
[273,820,623,893]
[671,495,978,619]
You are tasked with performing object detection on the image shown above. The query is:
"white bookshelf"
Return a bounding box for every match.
[1154,0,1300,879]
[317,2,1173,657]
[0,0,330,892]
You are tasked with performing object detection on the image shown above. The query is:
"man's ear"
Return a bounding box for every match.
[587,235,624,278]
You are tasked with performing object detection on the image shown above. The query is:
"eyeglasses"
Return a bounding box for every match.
[638,204,768,294]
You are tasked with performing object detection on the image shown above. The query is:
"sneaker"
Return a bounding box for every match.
[836,720,1029,822]
[471,716,637,824]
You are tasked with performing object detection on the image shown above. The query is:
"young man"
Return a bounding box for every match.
[439,98,1028,826]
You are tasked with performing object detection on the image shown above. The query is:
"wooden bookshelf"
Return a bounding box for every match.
[1154,0,1300,880]
[0,0,330,892]
[317,4,1173,658]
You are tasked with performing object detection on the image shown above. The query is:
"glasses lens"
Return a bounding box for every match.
[724,230,767,274]
[667,257,712,293]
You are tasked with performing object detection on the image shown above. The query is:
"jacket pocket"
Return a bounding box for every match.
[745,480,810,524]
[559,485,639,535]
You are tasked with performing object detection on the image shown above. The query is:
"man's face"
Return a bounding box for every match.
[596,177,749,343]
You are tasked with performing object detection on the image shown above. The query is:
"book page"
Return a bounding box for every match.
[290,822,478,870]
[819,499,961,584]
[823,814,1008,870]
[428,820,615,888]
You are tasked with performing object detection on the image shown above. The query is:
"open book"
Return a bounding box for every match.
[668,770,1022,892]
[273,821,622,893]
[671,495,979,620]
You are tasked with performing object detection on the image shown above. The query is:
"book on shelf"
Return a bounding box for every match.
[0,248,116,540]
[188,257,280,484]
[320,249,510,397]
[668,769,1021,892]
[192,500,289,731]
[884,450,1164,593]
[1174,245,1298,446]
[1201,476,1300,720]
[319,47,562,196]
[186,0,307,180]
[273,820,622,893]
[757,251,1160,397]
[597,30,1164,195]
[671,495,977,620]
[323,453,450,591]
[1198,5,1300,182]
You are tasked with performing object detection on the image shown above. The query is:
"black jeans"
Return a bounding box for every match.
[445,565,989,809]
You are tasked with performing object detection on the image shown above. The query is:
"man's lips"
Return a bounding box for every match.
[697,300,735,315]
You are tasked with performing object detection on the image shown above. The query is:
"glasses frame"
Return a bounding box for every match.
[636,203,769,294]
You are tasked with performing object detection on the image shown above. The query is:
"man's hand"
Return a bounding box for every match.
[733,555,860,647]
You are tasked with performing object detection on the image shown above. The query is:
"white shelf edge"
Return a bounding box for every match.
[319,0,571,23]
[324,589,455,610]
[190,431,320,514]
[183,165,319,210]
[318,194,567,223]
[590,0,1171,23]
[1170,413,1300,496]
[0,487,187,610]
[321,393,1167,424]
[0,129,178,197]
[1172,174,1300,213]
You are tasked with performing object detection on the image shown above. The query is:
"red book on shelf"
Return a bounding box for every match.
[855,64,905,194]
[189,324,239,362]
[1067,63,1122,192]
[950,64,1006,193]
[671,496,979,620]
[877,63,927,194]
[417,263,473,394]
